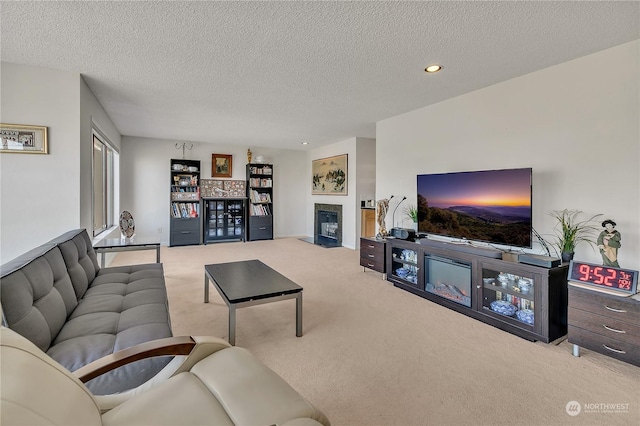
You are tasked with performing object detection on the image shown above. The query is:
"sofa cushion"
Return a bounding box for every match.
[47,263,172,395]
[0,245,78,352]
[190,348,330,425]
[101,347,330,426]
[0,327,102,426]
[52,229,100,299]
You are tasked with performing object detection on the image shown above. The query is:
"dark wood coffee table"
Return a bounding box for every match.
[204,259,303,345]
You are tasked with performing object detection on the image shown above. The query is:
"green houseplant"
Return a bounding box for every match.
[548,209,602,262]
[404,204,418,228]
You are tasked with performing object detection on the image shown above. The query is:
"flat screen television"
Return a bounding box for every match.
[417,168,532,248]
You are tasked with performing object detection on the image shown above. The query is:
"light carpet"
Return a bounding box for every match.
[109,237,640,426]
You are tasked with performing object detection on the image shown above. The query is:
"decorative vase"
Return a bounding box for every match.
[561,251,574,263]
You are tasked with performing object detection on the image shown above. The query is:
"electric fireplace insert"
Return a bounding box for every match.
[424,254,472,307]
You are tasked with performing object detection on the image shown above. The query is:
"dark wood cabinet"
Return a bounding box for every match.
[386,238,569,342]
[360,237,386,276]
[568,285,640,366]
[170,159,201,247]
[203,198,246,243]
[246,164,273,241]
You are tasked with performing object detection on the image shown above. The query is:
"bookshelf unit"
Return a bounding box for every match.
[170,159,201,246]
[246,163,273,241]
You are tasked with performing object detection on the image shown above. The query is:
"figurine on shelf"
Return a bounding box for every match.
[376,198,391,239]
[597,219,621,267]
[247,148,252,163]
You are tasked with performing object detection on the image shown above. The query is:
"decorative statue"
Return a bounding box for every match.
[597,219,621,267]
[247,148,252,163]
[376,198,390,239]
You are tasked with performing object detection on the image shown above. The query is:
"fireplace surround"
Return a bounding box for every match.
[314,203,343,247]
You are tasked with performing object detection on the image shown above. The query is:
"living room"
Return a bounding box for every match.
[1,2,639,424]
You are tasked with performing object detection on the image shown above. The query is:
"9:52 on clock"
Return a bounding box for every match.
[568,260,639,295]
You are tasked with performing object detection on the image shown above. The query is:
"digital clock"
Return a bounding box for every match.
[568,260,638,295]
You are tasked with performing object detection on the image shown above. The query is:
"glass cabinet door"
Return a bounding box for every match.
[481,267,535,328]
[390,247,419,285]
[228,201,244,237]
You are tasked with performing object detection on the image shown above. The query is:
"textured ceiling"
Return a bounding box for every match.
[1,1,638,150]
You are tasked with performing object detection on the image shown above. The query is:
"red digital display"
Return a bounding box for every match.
[568,261,638,294]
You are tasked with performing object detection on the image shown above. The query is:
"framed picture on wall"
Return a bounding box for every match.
[0,123,48,154]
[312,154,348,195]
[212,153,232,178]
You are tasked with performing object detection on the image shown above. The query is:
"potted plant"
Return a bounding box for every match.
[404,204,418,230]
[548,209,602,262]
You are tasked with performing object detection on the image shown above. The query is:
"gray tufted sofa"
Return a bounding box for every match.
[0,229,172,395]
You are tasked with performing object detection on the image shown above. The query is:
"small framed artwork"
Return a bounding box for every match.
[0,123,48,154]
[312,154,348,195]
[212,153,233,178]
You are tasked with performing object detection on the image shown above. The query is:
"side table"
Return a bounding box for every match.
[94,238,161,268]
[360,237,387,279]
[568,284,640,367]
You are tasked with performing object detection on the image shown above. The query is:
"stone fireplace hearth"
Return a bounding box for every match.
[314,203,343,248]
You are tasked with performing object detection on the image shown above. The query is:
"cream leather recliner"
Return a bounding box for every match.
[0,327,330,425]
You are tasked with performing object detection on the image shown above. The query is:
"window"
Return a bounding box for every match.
[93,132,119,237]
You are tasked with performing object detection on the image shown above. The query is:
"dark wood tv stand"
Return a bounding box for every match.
[386,238,569,342]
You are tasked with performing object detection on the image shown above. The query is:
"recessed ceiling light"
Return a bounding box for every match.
[301,141,309,145]
[425,65,442,73]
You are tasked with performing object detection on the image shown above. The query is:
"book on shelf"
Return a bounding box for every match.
[250,204,271,216]
[171,202,200,218]
[249,165,272,175]
[250,189,272,203]
[249,177,273,188]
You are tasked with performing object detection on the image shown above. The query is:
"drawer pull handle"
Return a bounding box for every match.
[368,254,375,258]
[367,263,375,267]
[604,305,627,313]
[181,231,191,234]
[602,325,626,334]
[367,244,375,248]
[259,227,266,230]
[602,344,626,354]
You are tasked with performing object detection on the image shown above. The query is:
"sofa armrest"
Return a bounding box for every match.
[74,336,196,383]
[75,335,233,412]
[74,335,234,383]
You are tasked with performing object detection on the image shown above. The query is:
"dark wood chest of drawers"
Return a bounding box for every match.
[360,237,386,275]
[568,285,640,367]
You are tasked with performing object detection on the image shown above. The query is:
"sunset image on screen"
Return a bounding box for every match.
[417,168,532,247]
[419,169,531,209]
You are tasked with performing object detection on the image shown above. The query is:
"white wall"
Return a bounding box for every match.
[0,63,81,263]
[120,137,306,244]
[376,40,639,270]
